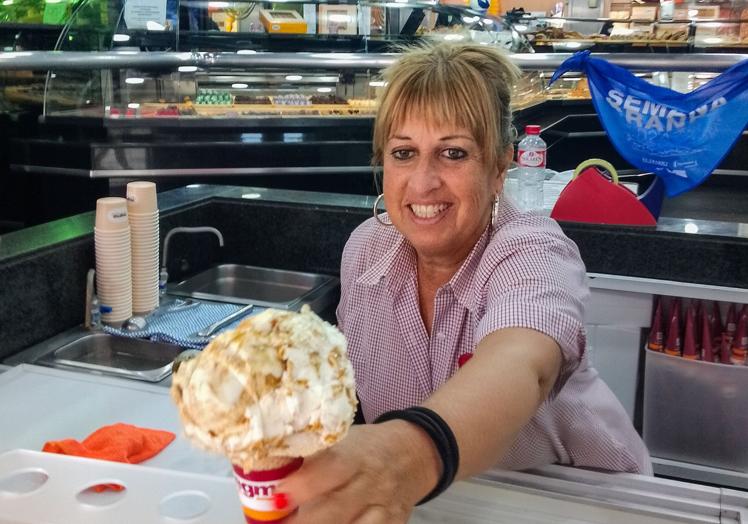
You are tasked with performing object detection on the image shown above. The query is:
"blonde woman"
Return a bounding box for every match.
[278,42,651,523]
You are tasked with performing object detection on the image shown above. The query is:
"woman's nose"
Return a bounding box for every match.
[408,157,442,194]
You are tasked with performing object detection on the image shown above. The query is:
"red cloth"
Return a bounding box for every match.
[43,423,175,491]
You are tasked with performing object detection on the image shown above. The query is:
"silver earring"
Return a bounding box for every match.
[491,193,500,228]
[373,194,394,226]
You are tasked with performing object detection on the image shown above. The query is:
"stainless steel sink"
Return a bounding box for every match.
[5,328,182,383]
[168,264,339,312]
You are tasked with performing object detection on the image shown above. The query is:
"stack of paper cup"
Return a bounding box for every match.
[127,181,160,315]
[94,197,132,325]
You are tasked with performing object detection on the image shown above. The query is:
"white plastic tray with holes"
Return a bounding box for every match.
[0,449,246,524]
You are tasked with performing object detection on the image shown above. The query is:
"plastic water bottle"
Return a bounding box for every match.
[516,125,546,211]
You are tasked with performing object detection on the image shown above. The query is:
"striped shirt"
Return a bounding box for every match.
[337,200,652,474]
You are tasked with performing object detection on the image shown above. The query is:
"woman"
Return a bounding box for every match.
[278,42,651,523]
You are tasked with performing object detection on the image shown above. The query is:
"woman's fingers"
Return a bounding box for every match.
[354,506,407,524]
[284,476,409,524]
[276,424,425,523]
[277,440,358,509]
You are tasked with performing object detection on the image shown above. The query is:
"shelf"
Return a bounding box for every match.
[534,38,689,46]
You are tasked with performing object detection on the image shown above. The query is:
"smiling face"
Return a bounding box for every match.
[383,116,507,267]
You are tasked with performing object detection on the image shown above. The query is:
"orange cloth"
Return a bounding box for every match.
[43,423,175,491]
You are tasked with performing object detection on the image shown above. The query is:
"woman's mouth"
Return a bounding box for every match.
[409,203,449,220]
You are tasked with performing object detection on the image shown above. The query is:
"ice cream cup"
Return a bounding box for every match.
[232,457,303,523]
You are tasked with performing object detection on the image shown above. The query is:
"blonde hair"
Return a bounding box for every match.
[372,42,520,169]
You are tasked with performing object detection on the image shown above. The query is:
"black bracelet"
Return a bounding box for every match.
[374,406,459,505]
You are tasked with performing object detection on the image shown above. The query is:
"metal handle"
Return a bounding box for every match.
[197,304,254,338]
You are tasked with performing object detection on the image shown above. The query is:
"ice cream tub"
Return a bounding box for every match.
[233,458,303,523]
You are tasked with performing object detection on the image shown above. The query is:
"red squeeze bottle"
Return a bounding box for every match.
[730,305,747,365]
[725,303,737,343]
[664,299,682,357]
[711,301,723,349]
[647,298,664,352]
[693,300,702,353]
[682,304,698,360]
[700,308,714,362]
[720,333,732,364]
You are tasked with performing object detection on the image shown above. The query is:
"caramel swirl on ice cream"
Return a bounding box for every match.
[171,305,357,471]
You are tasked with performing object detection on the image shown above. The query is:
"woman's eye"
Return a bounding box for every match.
[442,148,467,160]
[391,149,414,161]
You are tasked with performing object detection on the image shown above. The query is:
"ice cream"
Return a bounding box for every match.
[171,305,357,472]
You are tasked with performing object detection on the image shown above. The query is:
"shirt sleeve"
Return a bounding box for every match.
[336,220,372,331]
[475,218,589,397]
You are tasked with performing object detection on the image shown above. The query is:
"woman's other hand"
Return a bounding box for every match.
[278,421,440,524]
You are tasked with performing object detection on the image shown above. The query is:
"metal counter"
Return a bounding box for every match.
[1,365,746,523]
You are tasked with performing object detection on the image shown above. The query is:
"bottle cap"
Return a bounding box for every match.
[525,125,541,135]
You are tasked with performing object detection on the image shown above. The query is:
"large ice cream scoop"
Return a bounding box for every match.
[171,305,357,472]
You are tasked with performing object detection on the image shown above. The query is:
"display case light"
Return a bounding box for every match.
[113,34,131,42]
[328,14,351,23]
[0,51,31,60]
[209,1,230,7]
[703,37,722,44]
[285,74,303,81]
[178,66,198,73]
[231,83,249,89]
[146,21,166,30]
[317,87,333,93]
[443,34,465,41]
[684,222,699,234]
[127,103,141,109]
[44,0,64,4]
[687,9,698,18]
[369,81,386,87]
[2,0,14,6]
[125,77,145,85]
[237,49,257,54]
[462,16,479,23]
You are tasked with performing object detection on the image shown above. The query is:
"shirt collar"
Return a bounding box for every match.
[356,231,416,295]
[446,223,491,312]
[356,220,492,312]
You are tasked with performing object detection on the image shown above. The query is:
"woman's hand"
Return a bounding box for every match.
[278,421,440,524]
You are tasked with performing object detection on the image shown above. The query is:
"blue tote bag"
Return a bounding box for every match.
[550,51,748,196]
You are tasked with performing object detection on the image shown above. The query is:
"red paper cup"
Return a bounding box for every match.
[233,458,303,523]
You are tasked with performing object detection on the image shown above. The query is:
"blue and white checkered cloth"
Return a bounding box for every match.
[103,300,262,349]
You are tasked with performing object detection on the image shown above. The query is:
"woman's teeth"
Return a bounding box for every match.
[410,204,448,218]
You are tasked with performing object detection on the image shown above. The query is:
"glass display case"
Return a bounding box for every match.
[506,2,748,52]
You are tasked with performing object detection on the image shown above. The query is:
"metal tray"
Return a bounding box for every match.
[169,264,339,312]
[23,329,182,383]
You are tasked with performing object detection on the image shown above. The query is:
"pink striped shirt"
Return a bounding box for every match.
[337,200,652,474]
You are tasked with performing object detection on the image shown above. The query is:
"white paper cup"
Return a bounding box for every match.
[95,198,129,232]
[126,182,158,214]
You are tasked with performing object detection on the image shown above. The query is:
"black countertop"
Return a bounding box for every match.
[2,183,747,273]
[0,184,746,361]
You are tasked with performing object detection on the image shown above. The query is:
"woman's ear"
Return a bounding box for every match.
[494,146,515,191]
[502,146,514,174]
